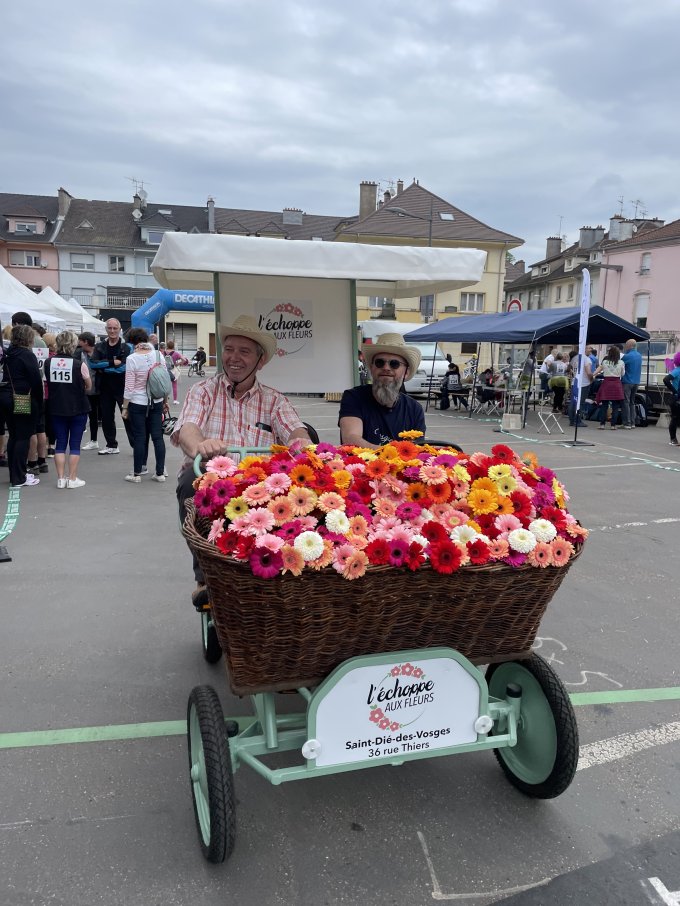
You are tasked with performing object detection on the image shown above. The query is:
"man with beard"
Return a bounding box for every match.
[339,333,425,447]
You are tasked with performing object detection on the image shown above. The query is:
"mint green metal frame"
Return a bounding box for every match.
[227,648,521,786]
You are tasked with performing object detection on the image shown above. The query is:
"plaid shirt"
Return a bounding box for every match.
[171,373,304,466]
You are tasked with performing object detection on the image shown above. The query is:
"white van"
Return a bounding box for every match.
[358,320,449,397]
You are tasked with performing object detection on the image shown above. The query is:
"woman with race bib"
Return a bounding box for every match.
[43,330,92,489]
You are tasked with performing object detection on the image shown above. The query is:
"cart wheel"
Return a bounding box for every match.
[201,611,222,663]
[486,653,578,799]
[187,685,236,862]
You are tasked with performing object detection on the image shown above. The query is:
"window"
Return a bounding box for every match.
[633,292,649,327]
[540,265,550,275]
[439,212,455,221]
[459,292,485,313]
[567,283,574,300]
[9,250,41,267]
[461,343,478,355]
[71,288,95,306]
[15,221,37,233]
[143,257,155,274]
[368,296,391,310]
[554,286,562,302]
[419,294,434,319]
[71,253,94,270]
[109,255,125,272]
[166,324,197,356]
[640,252,651,275]
[146,230,165,245]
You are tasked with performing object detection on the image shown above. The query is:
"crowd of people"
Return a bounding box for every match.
[0,311,199,489]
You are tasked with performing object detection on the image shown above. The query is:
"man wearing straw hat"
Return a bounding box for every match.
[172,314,311,602]
[339,333,426,448]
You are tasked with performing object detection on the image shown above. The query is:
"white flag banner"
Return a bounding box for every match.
[571,269,591,411]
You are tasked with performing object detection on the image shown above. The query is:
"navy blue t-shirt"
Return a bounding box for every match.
[339,384,426,446]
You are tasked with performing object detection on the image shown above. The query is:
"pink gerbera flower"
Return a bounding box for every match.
[528,541,553,568]
[241,508,276,536]
[267,496,295,525]
[388,539,410,567]
[347,514,369,536]
[373,498,397,518]
[494,513,522,533]
[242,482,272,505]
[317,491,346,513]
[211,479,238,506]
[194,486,216,519]
[280,544,305,576]
[264,472,292,493]
[342,550,369,580]
[396,501,423,521]
[204,455,238,477]
[249,546,283,579]
[419,464,447,485]
[332,543,357,573]
[255,532,286,553]
[287,486,317,516]
[550,537,574,566]
[207,519,225,543]
[487,538,509,560]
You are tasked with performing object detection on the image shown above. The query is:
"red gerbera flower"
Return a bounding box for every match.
[467,539,491,565]
[233,535,256,559]
[429,540,463,574]
[405,541,426,571]
[311,469,337,493]
[421,521,448,544]
[365,538,391,565]
[216,530,240,555]
[490,443,518,464]
[510,490,533,519]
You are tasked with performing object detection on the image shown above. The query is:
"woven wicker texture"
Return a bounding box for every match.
[183,505,580,695]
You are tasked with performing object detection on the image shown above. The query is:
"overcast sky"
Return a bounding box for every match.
[3,0,679,265]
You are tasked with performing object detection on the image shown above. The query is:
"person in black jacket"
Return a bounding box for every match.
[0,324,44,487]
[89,318,133,454]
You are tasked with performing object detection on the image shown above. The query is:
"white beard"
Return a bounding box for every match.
[372,378,402,408]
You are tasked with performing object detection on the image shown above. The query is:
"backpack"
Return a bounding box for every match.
[147,351,173,405]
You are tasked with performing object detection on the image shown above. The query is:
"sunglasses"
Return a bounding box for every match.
[373,357,406,370]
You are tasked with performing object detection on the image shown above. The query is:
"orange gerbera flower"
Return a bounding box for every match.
[494,495,514,515]
[289,464,315,486]
[392,440,420,460]
[427,481,452,503]
[280,544,305,576]
[365,459,391,479]
[241,465,267,482]
[308,540,334,570]
[471,476,498,495]
[405,481,429,503]
[468,486,499,515]
[305,449,325,470]
[522,451,539,470]
[378,444,400,461]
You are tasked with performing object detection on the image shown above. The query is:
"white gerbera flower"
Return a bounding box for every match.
[508,528,537,553]
[528,518,557,542]
[451,524,479,543]
[325,509,350,535]
[294,531,325,561]
[411,533,429,550]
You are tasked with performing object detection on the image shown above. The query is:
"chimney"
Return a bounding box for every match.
[618,220,634,241]
[592,225,605,245]
[359,181,378,221]
[579,226,595,249]
[609,215,623,241]
[57,187,72,218]
[282,207,304,226]
[207,196,215,233]
[397,179,404,195]
[545,236,562,259]
[133,193,142,215]
[383,190,392,205]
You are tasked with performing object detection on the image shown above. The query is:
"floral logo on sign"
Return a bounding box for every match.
[259,303,312,357]
[367,662,428,730]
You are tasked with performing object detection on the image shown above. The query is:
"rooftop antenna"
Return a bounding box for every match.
[125,176,149,197]
[617,195,625,216]
[557,214,564,236]
[630,198,645,219]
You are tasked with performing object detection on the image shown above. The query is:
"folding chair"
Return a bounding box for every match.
[536,397,564,434]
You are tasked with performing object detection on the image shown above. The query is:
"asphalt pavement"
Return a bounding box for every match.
[1,380,679,906]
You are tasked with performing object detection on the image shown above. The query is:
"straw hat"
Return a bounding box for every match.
[362,333,422,381]
[217,314,277,364]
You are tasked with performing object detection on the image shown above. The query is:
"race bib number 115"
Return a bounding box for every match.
[50,358,73,383]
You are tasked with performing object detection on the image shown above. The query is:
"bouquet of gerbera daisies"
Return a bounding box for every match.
[191,433,587,581]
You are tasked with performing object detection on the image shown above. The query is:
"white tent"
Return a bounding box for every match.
[37,286,105,332]
[0,265,65,328]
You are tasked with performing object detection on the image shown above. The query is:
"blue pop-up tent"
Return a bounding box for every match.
[404,305,649,346]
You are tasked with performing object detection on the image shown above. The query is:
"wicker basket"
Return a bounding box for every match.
[183,504,581,696]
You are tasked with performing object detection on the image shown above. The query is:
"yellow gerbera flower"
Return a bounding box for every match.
[398,430,424,439]
[488,464,512,481]
[333,470,352,490]
[225,497,250,520]
[467,486,499,515]
[452,464,471,482]
[494,475,518,496]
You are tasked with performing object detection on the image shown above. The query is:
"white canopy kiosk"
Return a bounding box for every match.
[151,234,486,393]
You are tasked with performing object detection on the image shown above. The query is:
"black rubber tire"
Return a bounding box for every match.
[201,612,223,664]
[486,653,579,799]
[187,685,236,863]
